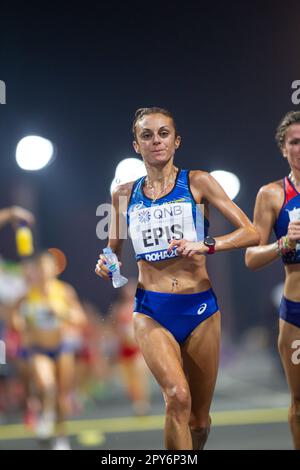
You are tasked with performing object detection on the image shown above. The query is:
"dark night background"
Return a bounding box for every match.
[0,0,299,338]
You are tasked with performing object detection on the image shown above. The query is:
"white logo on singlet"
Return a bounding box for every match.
[132,202,145,212]
[197,303,207,315]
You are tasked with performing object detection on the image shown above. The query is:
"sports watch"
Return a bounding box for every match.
[203,236,216,255]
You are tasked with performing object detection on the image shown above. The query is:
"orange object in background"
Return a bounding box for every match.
[48,248,67,275]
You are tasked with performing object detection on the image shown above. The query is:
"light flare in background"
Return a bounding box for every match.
[210,170,241,200]
[110,158,146,194]
[16,136,55,171]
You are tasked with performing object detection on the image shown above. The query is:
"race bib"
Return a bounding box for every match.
[288,207,300,252]
[129,202,201,261]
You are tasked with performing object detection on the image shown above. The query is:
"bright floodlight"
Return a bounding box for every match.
[16,136,54,171]
[210,170,240,200]
[110,158,147,194]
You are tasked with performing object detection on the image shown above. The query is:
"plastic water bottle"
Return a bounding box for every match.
[15,222,34,257]
[103,247,128,288]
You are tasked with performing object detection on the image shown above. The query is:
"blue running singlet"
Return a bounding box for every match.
[274,176,300,264]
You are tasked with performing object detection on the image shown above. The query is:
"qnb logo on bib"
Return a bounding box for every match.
[197,303,207,315]
[138,209,151,223]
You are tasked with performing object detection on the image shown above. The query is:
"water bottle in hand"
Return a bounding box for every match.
[103,247,128,288]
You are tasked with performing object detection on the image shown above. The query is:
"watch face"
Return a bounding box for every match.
[204,236,215,247]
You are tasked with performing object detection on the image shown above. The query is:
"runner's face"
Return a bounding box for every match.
[22,260,42,286]
[282,124,300,172]
[133,114,180,166]
[40,254,58,280]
